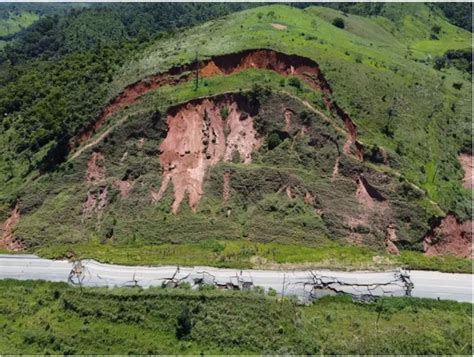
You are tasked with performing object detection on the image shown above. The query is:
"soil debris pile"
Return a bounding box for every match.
[83,151,108,220]
[0,205,23,251]
[423,215,472,258]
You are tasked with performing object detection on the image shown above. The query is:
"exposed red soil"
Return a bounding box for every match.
[423,215,472,258]
[348,175,393,247]
[83,187,108,220]
[458,153,473,190]
[0,204,24,251]
[355,175,387,210]
[86,151,106,183]
[155,94,261,214]
[83,151,108,219]
[70,49,361,160]
[114,180,132,198]
[304,191,316,206]
[385,223,400,255]
[283,108,294,132]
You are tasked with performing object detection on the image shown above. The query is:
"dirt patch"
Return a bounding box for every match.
[156,93,261,213]
[83,187,108,220]
[70,49,361,163]
[114,180,132,198]
[355,175,386,209]
[348,175,392,247]
[86,152,106,183]
[83,151,108,219]
[458,153,473,190]
[283,108,294,132]
[331,157,340,181]
[0,204,23,251]
[304,191,316,206]
[423,215,472,258]
[385,224,399,255]
[271,23,287,30]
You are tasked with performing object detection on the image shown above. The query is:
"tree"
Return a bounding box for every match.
[268,132,282,150]
[332,17,345,29]
[175,305,192,340]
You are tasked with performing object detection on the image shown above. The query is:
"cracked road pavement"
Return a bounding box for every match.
[0,254,472,303]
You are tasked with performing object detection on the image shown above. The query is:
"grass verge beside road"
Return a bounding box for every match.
[35,239,472,273]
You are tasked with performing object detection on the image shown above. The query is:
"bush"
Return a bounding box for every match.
[268,132,282,150]
[287,77,302,90]
[175,305,192,340]
[332,17,345,29]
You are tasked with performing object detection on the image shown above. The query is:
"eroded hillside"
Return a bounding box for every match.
[0,4,471,269]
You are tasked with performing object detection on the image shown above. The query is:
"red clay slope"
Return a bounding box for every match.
[154,93,262,213]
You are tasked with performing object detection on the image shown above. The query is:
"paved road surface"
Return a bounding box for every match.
[0,254,471,303]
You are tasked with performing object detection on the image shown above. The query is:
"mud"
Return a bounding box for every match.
[70,49,361,160]
[458,153,473,190]
[156,94,261,213]
[0,205,23,251]
[423,215,472,258]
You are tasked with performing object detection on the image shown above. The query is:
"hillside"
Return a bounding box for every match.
[0,4,472,271]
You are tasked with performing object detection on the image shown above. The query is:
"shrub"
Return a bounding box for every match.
[175,305,192,340]
[332,17,345,29]
[287,77,302,90]
[268,132,282,150]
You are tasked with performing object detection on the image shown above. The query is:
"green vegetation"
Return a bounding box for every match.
[0,280,471,354]
[0,11,39,37]
[36,239,472,273]
[0,4,471,272]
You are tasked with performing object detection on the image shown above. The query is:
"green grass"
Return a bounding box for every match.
[0,279,471,354]
[35,239,472,273]
[0,11,39,36]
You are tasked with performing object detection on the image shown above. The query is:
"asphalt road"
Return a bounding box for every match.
[0,254,472,303]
